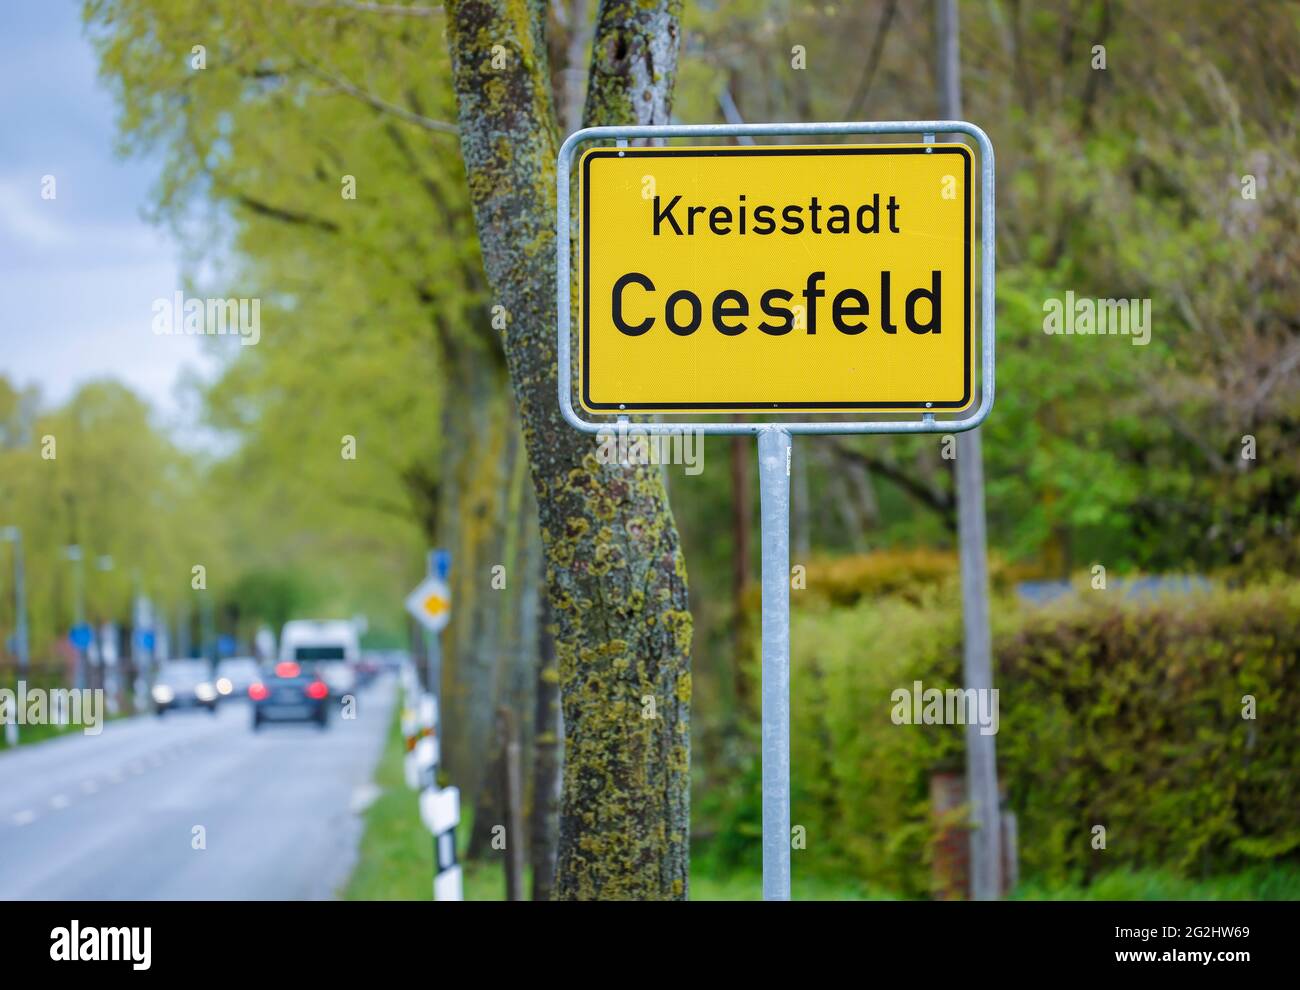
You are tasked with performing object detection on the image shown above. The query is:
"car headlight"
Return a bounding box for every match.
[152,685,175,704]
[216,677,233,695]
[195,682,217,702]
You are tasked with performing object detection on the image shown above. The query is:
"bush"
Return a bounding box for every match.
[741,548,1030,613]
[715,579,1300,897]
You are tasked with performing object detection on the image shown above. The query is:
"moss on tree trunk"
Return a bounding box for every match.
[445,0,691,899]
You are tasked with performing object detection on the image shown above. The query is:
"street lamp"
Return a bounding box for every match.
[0,527,27,673]
[1,526,26,748]
[93,554,116,704]
[65,545,86,689]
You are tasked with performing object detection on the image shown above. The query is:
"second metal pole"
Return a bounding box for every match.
[758,427,792,901]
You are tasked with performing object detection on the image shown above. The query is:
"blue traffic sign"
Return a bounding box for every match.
[429,548,452,581]
[69,623,93,651]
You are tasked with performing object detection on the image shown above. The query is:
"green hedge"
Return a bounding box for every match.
[711,580,1299,897]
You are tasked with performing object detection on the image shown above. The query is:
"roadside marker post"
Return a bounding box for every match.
[421,784,463,901]
[404,550,462,901]
[557,121,996,900]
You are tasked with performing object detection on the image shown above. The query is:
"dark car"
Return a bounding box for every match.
[249,661,330,730]
[152,660,218,715]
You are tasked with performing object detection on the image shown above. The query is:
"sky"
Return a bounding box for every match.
[0,1,218,435]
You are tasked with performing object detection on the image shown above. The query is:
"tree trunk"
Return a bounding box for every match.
[436,350,513,811]
[445,0,691,900]
[529,564,561,900]
[467,424,537,859]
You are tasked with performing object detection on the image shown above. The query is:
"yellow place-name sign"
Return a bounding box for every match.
[578,144,974,414]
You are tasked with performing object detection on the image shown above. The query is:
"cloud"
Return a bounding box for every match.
[0,179,72,248]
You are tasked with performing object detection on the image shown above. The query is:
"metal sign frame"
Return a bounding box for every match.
[556,120,996,436]
[555,120,996,902]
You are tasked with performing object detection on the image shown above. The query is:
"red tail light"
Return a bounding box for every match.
[248,682,269,701]
[306,680,329,700]
[275,661,300,678]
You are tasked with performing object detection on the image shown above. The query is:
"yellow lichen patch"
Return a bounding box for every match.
[660,609,694,654]
[674,671,691,704]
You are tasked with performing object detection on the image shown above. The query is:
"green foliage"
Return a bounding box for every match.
[707,580,1299,897]
[85,0,470,644]
[774,549,1025,608]
[227,568,318,633]
[1013,864,1300,902]
[0,379,225,659]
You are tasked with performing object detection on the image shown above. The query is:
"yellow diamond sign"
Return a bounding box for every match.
[405,576,451,632]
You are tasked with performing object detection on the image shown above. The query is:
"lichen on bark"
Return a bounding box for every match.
[445,0,690,900]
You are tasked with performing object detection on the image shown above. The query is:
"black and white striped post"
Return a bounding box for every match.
[420,782,462,901]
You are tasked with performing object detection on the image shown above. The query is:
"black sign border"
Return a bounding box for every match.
[580,144,973,413]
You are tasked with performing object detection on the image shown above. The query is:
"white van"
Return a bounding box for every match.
[279,619,361,664]
[279,619,361,697]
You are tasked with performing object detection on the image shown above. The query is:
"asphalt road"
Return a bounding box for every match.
[0,675,394,900]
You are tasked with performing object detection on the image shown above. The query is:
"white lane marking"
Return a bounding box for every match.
[49,794,70,810]
[11,809,36,826]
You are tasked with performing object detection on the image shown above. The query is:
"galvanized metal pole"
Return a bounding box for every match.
[68,545,86,690]
[1,528,19,747]
[425,630,440,699]
[12,530,28,673]
[957,431,1001,900]
[424,549,441,697]
[757,427,792,901]
[938,0,1002,901]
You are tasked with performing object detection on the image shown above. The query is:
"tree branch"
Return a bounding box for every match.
[843,0,897,121]
[288,0,443,16]
[829,440,956,528]
[302,60,459,134]
[228,190,341,233]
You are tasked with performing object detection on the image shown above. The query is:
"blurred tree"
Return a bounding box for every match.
[445,0,693,899]
[84,0,538,813]
[0,378,219,665]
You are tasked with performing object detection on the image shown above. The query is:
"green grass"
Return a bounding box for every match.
[344,706,1299,901]
[342,711,435,900]
[0,719,83,750]
[689,869,892,900]
[342,706,527,901]
[1012,864,1300,901]
[0,704,130,751]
